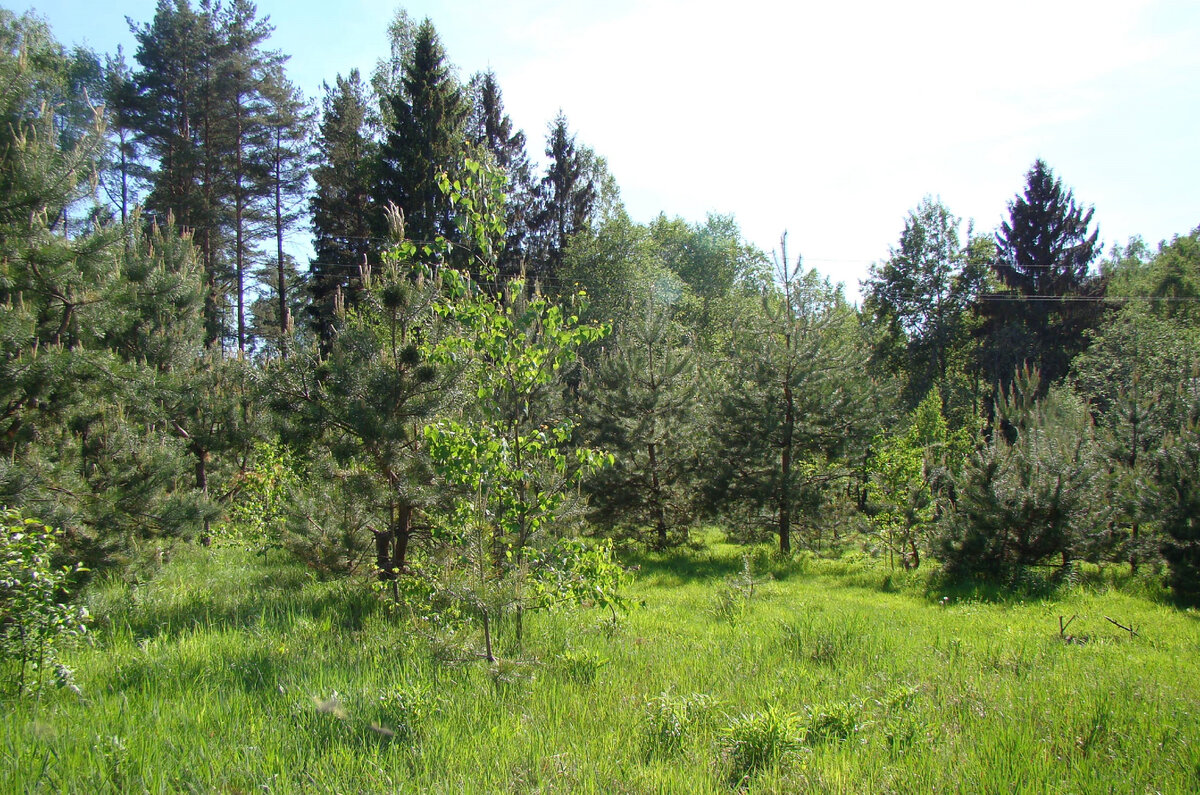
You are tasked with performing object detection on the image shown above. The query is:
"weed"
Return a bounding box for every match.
[374,683,434,741]
[640,690,716,758]
[780,616,866,667]
[554,649,607,684]
[710,552,771,624]
[806,699,861,744]
[710,587,746,624]
[720,706,803,784]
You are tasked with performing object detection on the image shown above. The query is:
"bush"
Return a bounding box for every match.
[0,507,90,695]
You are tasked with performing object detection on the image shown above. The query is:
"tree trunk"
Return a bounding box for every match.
[374,503,413,581]
[234,100,246,355]
[195,444,211,545]
[648,441,668,549]
[778,379,795,554]
[274,130,290,357]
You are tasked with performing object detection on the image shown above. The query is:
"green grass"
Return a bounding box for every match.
[3,537,1199,793]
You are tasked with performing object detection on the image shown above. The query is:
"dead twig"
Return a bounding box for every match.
[1104,616,1138,638]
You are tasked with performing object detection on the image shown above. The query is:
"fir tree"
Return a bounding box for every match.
[375,19,468,250]
[978,160,1105,393]
[308,69,376,345]
[466,69,534,276]
[534,112,596,282]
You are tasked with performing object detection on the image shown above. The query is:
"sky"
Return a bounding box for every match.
[15,0,1200,299]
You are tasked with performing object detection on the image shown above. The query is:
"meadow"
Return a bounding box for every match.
[3,537,1198,793]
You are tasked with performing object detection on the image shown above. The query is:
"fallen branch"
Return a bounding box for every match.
[1104,616,1138,638]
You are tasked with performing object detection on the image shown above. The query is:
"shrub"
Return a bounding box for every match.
[1,507,90,695]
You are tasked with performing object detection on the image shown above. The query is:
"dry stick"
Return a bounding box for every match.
[1059,615,1077,637]
[1104,616,1138,638]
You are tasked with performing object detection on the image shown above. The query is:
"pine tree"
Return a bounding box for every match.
[127,0,299,353]
[938,371,1105,577]
[308,69,375,345]
[704,239,877,553]
[258,65,311,356]
[0,17,212,563]
[582,297,701,548]
[127,0,226,344]
[216,0,280,354]
[1155,414,1200,605]
[101,47,148,223]
[1072,304,1200,569]
[375,18,468,249]
[269,258,455,582]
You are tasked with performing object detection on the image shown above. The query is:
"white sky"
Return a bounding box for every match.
[19,0,1200,299]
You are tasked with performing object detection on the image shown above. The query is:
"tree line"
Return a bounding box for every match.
[3,0,1200,672]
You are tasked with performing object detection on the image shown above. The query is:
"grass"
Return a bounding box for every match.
[3,535,1199,792]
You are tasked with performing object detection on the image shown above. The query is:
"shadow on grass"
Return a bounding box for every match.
[922,563,1180,608]
[619,547,747,585]
[89,548,383,645]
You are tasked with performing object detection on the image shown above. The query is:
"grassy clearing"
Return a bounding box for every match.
[3,536,1199,793]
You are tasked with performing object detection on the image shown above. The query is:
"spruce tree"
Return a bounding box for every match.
[308,69,376,345]
[534,112,596,281]
[466,70,535,277]
[979,160,1105,393]
[375,19,468,250]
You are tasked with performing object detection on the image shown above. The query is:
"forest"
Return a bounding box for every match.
[2,2,1200,791]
